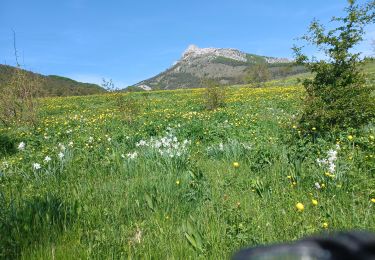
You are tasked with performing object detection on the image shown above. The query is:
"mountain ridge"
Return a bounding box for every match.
[134,45,300,90]
[0,64,106,97]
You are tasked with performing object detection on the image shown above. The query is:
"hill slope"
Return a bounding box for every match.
[0,64,106,97]
[134,45,306,90]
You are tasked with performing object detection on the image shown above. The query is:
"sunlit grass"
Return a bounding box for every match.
[0,85,374,259]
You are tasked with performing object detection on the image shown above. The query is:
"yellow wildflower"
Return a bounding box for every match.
[296,202,304,212]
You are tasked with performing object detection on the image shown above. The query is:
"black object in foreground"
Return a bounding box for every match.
[233,232,375,260]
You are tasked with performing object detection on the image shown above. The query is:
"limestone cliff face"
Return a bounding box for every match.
[134,45,295,90]
[182,45,247,62]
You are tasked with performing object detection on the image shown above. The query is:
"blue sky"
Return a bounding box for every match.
[0,0,374,88]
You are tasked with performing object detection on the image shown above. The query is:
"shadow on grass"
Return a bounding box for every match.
[0,193,78,259]
[0,134,17,159]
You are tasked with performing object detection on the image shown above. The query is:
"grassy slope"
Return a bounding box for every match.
[0,65,106,97]
[0,66,374,259]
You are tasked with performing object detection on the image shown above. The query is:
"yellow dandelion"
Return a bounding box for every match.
[176,180,180,185]
[312,199,318,206]
[347,135,353,141]
[371,198,375,203]
[296,202,304,212]
[322,222,329,229]
[233,162,240,168]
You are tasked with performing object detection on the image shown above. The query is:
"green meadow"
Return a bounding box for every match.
[0,77,374,258]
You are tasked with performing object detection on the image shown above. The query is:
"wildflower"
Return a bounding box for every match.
[287,175,292,179]
[317,147,338,174]
[136,140,147,147]
[347,135,353,141]
[18,142,26,151]
[33,163,41,170]
[312,127,316,131]
[233,162,240,168]
[44,156,52,162]
[127,152,138,160]
[315,182,321,190]
[292,125,297,129]
[312,199,318,206]
[58,152,64,159]
[371,198,375,203]
[325,172,335,178]
[176,180,180,185]
[370,135,374,141]
[328,164,336,173]
[58,143,66,151]
[296,202,304,212]
[322,222,329,229]
[68,141,74,147]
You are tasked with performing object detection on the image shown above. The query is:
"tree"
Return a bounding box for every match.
[244,62,271,87]
[293,0,375,132]
[202,79,226,110]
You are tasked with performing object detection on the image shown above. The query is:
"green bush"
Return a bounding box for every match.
[293,0,375,133]
[202,79,226,110]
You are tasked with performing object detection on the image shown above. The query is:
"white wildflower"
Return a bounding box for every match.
[44,156,52,162]
[127,152,138,160]
[317,147,339,174]
[58,152,64,159]
[18,142,25,151]
[136,140,147,147]
[58,143,66,151]
[33,163,41,170]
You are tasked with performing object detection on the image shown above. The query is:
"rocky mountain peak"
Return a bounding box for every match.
[182,44,247,62]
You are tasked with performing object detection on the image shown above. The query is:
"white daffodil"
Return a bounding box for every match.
[33,163,41,170]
